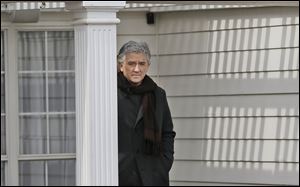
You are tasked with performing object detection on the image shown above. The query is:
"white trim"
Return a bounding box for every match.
[65,1,126,11]
[127,1,299,6]
[18,153,76,161]
[12,26,73,31]
[45,31,50,157]
[1,23,74,30]
[19,112,76,116]
[45,160,49,186]
[18,70,75,74]
[1,155,8,161]
[72,18,120,25]
[150,4,260,12]
[6,26,19,186]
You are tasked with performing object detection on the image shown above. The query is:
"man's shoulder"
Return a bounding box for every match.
[154,86,166,97]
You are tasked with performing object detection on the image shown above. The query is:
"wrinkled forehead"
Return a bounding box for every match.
[125,52,148,62]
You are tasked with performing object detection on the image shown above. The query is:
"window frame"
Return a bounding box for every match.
[1,29,8,187]
[2,26,76,186]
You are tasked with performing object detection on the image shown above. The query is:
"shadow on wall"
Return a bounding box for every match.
[155,9,299,185]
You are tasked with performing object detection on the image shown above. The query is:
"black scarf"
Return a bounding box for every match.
[118,72,161,155]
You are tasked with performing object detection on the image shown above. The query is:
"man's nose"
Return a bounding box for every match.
[133,64,141,71]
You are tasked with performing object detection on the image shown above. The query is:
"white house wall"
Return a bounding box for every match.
[117,6,299,186]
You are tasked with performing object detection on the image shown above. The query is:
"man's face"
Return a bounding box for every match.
[120,52,150,86]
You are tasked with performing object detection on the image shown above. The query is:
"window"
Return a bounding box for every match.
[17,31,76,186]
[1,30,76,186]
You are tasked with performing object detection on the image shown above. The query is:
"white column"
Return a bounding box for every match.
[65,1,125,186]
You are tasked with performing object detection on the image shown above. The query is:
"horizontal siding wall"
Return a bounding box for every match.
[117,6,299,186]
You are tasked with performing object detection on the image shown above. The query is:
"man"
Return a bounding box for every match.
[117,41,176,186]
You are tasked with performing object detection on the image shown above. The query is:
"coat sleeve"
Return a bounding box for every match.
[161,89,176,172]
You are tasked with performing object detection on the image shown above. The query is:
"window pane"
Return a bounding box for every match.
[1,31,4,72]
[19,161,45,186]
[1,117,5,155]
[1,161,5,186]
[19,74,46,113]
[48,73,75,112]
[48,160,75,186]
[18,32,45,71]
[49,114,76,153]
[19,116,47,154]
[1,75,4,113]
[47,31,75,71]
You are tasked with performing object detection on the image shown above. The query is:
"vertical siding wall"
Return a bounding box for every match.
[117,6,299,186]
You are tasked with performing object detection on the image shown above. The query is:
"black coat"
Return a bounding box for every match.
[118,86,176,186]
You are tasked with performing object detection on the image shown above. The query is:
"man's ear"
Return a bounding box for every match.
[119,63,124,72]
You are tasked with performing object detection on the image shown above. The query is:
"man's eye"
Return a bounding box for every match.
[127,62,135,66]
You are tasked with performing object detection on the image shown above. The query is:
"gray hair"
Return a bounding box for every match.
[117,41,151,64]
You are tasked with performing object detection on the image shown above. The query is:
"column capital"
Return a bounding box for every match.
[65,1,126,11]
[65,1,126,25]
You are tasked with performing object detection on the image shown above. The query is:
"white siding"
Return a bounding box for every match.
[117,6,299,186]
